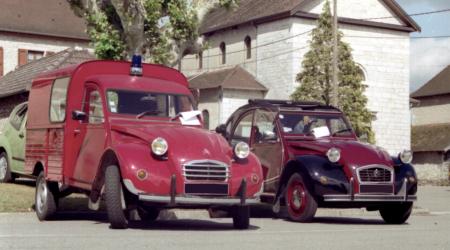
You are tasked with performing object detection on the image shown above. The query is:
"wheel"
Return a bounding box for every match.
[137,206,160,221]
[232,205,250,229]
[104,165,128,229]
[379,202,413,224]
[284,173,317,222]
[0,152,13,183]
[35,172,57,220]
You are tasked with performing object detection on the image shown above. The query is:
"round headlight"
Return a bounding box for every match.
[399,150,413,164]
[234,142,250,159]
[151,137,168,156]
[326,147,341,163]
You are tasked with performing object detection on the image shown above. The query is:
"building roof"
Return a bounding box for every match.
[199,0,420,34]
[188,66,267,92]
[411,66,450,98]
[0,0,88,40]
[411,123,450,152]
[0,48,95,99]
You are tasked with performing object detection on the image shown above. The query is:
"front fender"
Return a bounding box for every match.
[392,157,417,195]
[281,155,349,197]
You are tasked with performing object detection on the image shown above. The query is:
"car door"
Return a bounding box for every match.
[71,83,107,185]
[250,108,283,193]
[8,104,27,173]
[229,110,254,146]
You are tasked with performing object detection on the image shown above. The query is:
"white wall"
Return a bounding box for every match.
[0,33,90,75]
[221,89,265,124]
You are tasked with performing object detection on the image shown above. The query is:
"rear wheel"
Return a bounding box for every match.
[380,202,413,224]
[232,205,250,229]
[0,152,13,183]
[104,165,128,229]
[35,172,58,220]
[284,173,317,222]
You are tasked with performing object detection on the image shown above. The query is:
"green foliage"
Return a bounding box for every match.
[291,1,375,143]
[86,12,125,60]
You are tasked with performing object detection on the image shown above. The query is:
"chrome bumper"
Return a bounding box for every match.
[124,176,258,206]
[323,178,417,202]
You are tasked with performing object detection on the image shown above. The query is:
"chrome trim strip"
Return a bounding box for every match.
[356,164,394,184]
[123,179,144,195]
[182,159,230,181]
[138,195,259,205]
[323,194,417,202]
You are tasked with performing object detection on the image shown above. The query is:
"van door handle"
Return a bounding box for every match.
[18,132,24,138]
[74,129,81,135]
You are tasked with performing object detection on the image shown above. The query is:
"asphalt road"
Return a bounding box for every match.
[1,186,450,250]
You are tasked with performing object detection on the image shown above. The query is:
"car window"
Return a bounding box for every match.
[83,89,104,124]
[9,104,27,131]
[231,111,254,145]
[253,109,278,144]
[50,77,70,123]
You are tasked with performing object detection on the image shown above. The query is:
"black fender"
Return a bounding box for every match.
[276,155,349,200]
[391,157,418,195]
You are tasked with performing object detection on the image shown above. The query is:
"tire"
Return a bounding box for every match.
[137,206,160,221]
[0,152,13,183]
[232,205,250,229]
[35,172,57,220]
[104,165,128,229]
[284,173,317,222]
[379,202,413,224]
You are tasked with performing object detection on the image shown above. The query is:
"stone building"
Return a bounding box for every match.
[182,0,420,154]
[411,65,450,183]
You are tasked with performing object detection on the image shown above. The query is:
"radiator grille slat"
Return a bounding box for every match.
[183,160,229,181]
[358,166,392,183]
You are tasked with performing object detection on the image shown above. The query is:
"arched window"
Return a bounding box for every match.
[202,109,210,129]
[356,64,367,82]
[220,42,226,64]
[198,51,203,69]
[244,36,251,59]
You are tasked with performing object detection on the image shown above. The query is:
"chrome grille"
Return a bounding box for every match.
[358,165,393,183]
[182,160,230,181]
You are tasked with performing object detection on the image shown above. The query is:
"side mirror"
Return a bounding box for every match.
[215,124,226,137]
[262,130,277,141]
[72,110,87,121]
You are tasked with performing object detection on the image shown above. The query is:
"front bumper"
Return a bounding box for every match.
[323,178,417,202]
[124,176,259,206]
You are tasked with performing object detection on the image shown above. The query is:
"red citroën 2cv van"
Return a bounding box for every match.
[25,57,263,229]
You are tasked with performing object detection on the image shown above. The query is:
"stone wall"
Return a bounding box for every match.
[413,152,449,183]
[197,88,220,130]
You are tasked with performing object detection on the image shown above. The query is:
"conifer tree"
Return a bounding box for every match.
[291,1,374,143]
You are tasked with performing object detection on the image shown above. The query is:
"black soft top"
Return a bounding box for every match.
[246,99,342,113]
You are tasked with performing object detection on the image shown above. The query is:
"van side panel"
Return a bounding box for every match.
[26,80,64,181]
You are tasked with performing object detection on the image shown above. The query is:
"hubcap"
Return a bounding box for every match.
[292,189,303,209]
[0,156,7,180]
[36,178,48,213]
[287,180,307,217]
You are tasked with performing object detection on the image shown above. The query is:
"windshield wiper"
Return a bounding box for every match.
[332,128,352,136]
[136,110,162,119]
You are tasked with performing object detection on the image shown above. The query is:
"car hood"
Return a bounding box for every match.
[287,138,394,167]
[110,122,232,164]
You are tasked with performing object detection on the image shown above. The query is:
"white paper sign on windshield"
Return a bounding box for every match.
[312,126,330,138]
[179,110,202,126]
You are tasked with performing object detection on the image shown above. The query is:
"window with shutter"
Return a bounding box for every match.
[18,49,28,66]
[0,47,3,76]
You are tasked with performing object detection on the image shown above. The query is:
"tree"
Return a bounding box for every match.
[291,1,375,143]
[67,0,238,65]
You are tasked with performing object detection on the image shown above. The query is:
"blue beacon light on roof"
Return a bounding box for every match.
[130,55,143,76]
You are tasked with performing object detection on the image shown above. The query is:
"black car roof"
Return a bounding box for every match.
[246,99,342,113]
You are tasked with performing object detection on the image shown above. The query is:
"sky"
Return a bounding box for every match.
[396,0,450,92]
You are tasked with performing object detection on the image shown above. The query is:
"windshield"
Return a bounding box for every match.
[278,112,353,137]
[106,89,193,118]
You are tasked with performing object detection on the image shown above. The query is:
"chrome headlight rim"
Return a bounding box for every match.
[234,141,250,159]
[151,137,168,156]
[399,149,413,164]
[326,147,341,163]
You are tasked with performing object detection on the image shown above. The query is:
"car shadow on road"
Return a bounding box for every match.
[13,178,35,187]
[312,216,386,225]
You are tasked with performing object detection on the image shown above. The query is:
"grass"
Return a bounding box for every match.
[0,179,93,213]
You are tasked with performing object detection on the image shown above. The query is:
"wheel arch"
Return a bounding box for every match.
[276,159,314,200]
[89,149,120,202]
[32,161,45,177]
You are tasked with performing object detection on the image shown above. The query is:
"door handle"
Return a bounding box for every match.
[18,132,24,138]
[74,129,81,135]
[250,147,255,152]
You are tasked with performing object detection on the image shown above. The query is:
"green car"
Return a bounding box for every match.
[0,102,27,183]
